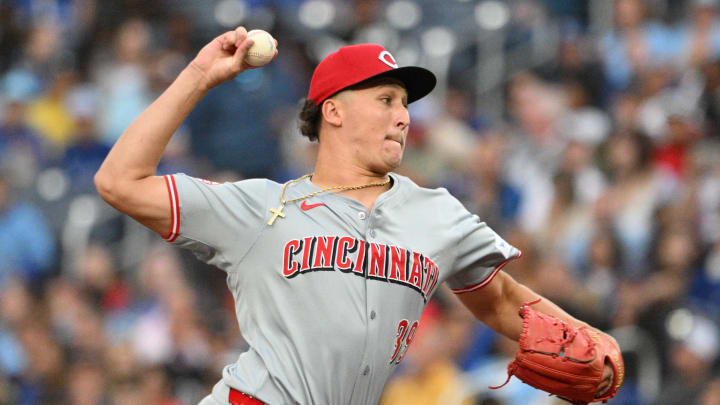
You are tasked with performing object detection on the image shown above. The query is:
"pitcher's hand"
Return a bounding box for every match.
[596,362,613,397]
[189,26,278,91]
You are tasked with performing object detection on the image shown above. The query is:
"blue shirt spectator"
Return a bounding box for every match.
[62,122,110,193]
[0,104,45,164]
[0,175,55,285]
[598,0,679,92]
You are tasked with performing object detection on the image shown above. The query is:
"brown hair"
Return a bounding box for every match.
[298,98,322,142]
[297,77,407,142]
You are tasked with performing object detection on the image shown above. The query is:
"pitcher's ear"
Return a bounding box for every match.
[321,97,343,127]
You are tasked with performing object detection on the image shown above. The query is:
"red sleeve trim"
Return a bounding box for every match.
[162,175,180,242]
[451,250,523,295]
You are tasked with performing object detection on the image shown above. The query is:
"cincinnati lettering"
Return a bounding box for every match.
[282,236,440,301]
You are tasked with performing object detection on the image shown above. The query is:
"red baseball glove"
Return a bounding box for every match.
[491,300,625,404]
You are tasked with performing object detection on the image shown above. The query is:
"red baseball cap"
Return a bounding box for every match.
[308,44,436,105]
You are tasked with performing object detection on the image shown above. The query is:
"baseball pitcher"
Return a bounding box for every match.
[95,27,624,405]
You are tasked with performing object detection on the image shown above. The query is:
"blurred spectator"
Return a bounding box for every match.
[110,378,143,405]
[556,80,611,146]
[94,18,153,145]
[615,222,700,327]
[16,320,66,404]
[138,366,184,405]
[611,89,642,131]
[104,342,141,391]
[0,173,56,286]
[25,69,76,153]
[0,278,31,377]
[529,256,584,314]
[658,313,719,405]
[45,278,108,357]
[699,377,720,405]
[504,72,565,233]
[700,58,720,136]
[675,0,720,69]
[691,240,720,314]
[465,335,552,405]
[66,358,106,405]
[423,88,481,180]
[62,85,111,194]
[537,129,611,260]
[598,0,677,92]
[539,35,607,108]
[463,133,521,234]
[576,228,624,329]
[15,20,68,84]
[597,131,672,273]
[0,3,23,73]
[632,66,704,144]
[0,72,45,189]
[653,113,699,179]
[73,244,130,312]
[534,170,591,265]
[128,248,183,366]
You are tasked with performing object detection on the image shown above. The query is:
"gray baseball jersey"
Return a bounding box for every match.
[162,172,521,405]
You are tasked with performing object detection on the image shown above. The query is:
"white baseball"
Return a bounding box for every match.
[244,29,276,67]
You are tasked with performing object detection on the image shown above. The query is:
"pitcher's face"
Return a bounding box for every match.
[336,82,410,173]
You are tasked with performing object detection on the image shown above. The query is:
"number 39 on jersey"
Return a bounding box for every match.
[390,319,419,364]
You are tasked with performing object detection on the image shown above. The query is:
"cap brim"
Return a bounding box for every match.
[351,66,437,104]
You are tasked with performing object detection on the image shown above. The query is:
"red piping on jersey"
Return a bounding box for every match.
[451,250,523,294]
[163,175,180,242]
[229,388,265,405]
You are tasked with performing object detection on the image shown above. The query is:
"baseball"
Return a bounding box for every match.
[244,29,276,67]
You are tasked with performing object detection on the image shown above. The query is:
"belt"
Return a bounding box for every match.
[229,388,265,405]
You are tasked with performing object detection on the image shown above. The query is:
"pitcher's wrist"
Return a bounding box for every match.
[183,62,213,93]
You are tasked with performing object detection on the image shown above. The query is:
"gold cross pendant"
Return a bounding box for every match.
[268,205,286,225]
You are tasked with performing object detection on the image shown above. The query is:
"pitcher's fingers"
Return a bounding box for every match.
[234,26,248,48]
[220,30,237,51]
[232,38,255,70]
[596,373,612,397]
[598,379,609,391]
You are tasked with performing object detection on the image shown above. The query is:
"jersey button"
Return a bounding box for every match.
[358,212,366,220]
[369,229,376,238]
[370,310,376,320]
[363,365,370,376]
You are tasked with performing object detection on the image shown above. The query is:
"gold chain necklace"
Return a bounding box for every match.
[267,173,391,225]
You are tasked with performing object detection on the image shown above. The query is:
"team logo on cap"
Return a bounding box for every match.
[378,51,399,69]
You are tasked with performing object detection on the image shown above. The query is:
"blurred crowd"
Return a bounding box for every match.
[1,0,720,404]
